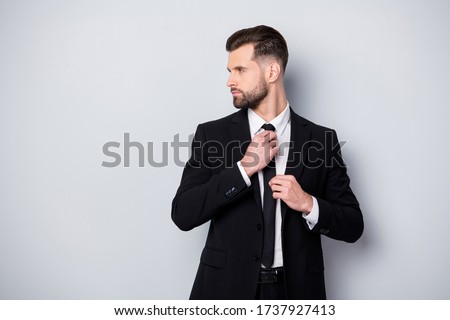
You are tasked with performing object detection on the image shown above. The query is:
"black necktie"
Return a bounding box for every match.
[261,123,276,268]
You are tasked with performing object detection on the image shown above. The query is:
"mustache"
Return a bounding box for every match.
[230,88,243,94]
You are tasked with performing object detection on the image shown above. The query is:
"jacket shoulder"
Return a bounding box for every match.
[291,111,335,133]
[198,109,245,129]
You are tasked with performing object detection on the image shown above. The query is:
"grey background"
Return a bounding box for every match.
[1,0,449,299]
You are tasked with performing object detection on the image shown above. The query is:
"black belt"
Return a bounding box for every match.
[259,267,284,284]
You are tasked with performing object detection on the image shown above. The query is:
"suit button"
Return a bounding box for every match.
[252,255,260,262]
[257,224,262,231]
[225,189,233,199]
[319,228,330,235]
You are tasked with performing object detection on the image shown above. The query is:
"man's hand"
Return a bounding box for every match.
[241,130,278,177]
[269,175,313,214]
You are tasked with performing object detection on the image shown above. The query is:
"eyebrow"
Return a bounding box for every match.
[227,66,247,72]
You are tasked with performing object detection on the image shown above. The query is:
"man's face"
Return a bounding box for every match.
[227,44,268,109]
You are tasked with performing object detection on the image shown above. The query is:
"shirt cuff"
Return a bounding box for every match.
[302,196,319,230]
[237,161,251,187]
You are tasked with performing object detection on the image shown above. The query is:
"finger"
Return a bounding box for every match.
[264,133,277,144]
[272,192,282,200]
[253,131,270,144]
[269,181,288,191]
[258,130,272,139]
[267,140,277,148]
[272,174,294,180]
[269,175,296,184]
[268,131,277,140]
[270,184,286,193]
[270,146,279,158]
[272,189,286,200]
[269,176,287,185]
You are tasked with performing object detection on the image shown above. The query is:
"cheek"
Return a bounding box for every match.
[244,77,259,91]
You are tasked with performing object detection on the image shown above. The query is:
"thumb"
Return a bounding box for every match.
[270,146,279,159]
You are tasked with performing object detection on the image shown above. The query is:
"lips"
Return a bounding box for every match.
[231,88,242,96]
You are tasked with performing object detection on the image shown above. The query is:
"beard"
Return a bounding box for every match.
[232,77,268,110]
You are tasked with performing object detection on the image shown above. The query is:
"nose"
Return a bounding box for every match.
[226,73,236,88]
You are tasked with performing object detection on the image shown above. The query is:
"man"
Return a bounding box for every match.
[172,25,363,300]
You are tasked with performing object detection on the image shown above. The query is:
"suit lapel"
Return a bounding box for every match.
[282,109,311,218]
[228,109,263,212]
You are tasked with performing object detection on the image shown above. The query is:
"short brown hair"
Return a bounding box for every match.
[226,25,289,72]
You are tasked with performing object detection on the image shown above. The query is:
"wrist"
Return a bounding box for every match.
[243,164,255,178]
[240,157,256,177]
[302,194,313,214]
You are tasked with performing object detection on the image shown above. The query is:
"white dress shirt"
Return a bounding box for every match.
[237,102,319,268]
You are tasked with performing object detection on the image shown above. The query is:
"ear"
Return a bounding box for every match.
[267,61,281,83]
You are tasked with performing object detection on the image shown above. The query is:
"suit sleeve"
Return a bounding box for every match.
[312,130,364,243]
[171,124,251,231]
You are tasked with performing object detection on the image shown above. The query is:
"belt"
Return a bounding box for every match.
[259,267,284,284]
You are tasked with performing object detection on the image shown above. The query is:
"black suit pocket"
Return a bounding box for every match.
[308,255,324,273]
[200,247,227,269]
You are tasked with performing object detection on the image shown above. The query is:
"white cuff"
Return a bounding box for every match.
[237,161,251,187]
[302,196,319,230]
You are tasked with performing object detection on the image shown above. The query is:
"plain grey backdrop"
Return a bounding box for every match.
[1,0,449,299]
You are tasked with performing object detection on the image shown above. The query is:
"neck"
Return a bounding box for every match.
[253,86,287,122]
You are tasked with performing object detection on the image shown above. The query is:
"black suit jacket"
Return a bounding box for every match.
[171,107,363,299]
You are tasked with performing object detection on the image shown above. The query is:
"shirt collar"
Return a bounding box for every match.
[248,101,291,136]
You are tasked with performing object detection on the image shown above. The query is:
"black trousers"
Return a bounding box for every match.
[255,281,288,300]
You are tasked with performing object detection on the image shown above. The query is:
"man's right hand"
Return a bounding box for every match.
[241,130,278,177]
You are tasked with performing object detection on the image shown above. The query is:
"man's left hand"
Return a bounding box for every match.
[269,175,313,214]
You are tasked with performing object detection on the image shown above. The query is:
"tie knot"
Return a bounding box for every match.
[261,123,276,132]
